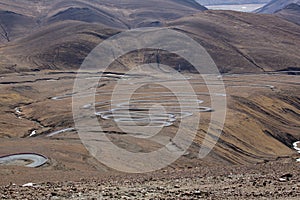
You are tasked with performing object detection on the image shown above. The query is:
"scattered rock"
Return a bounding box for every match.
[29,130,37,137]
[279,174,293,182]
[22,183,35,187]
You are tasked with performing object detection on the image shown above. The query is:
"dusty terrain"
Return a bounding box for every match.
[0,160,299,199]
[0,71,299,196]
[0,0,299,199]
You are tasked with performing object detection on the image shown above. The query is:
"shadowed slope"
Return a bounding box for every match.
[168,10,300,73]
[1,10,300,74]
[46,7,128,29]
[0,10,37,43]
[275,3,300,25]
[256,0,300,13]
[0,21,119,73]
[0,0,207,73]
[47,0,207,28]
[0,0,206,30]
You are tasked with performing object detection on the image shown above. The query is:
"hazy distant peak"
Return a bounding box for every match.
[256,0,300,13]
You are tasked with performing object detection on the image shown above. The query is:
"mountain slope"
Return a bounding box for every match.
[1,10,299,74]
[0,21,119,73]
[256,0,300,13]
[0,10,37,43]
[0,0,207,73]
[0,1,299,185]
[0,0,207,30]
[46,7,127,29]
[166,10,300,73]
[0,0,299,74]
[275,3,300,25]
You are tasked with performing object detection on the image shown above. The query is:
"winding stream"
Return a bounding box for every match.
[47,128,76,137]
[0,153,48,168]
[94,94,212,128]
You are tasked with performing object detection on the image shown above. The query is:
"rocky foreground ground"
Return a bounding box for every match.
[1,159,299,200]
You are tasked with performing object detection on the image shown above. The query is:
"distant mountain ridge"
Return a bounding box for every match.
[256,0,300,13]
[0,0,207,32]
[275,3,300,25]
[0,0,207,72]
[0,0,299,74]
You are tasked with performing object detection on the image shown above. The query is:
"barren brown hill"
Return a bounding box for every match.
[0,0,206,31]
[1,9,299,74]
[0,10,37,43]
[168,10,300,73]
[0,21,120,73]
[0,0,208,73]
